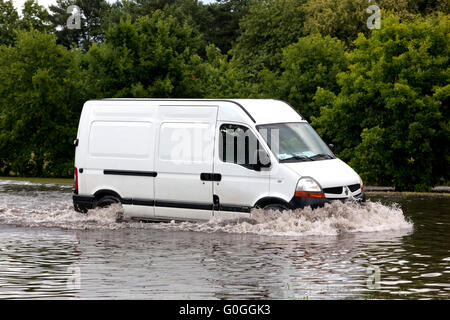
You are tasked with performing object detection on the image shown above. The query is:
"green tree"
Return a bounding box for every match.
[0,30,85,177]
[0,0,19,46]
[85,10,203,98]
[410,0,450,15]
[302,0,418,44]
[103,0,176,24]
[259,34,348,120]
[202,0,250,54]
[128,0,177,15]
[49,0,110,50]
[49,0,80,47]
[105,0,249,56]
[302,0,450,46]
[103,1,211,57]
[311,14,450,191]
[231,0,307,73]
[191,44,254,97]
[163,0,213,55]
[19,0,52,32]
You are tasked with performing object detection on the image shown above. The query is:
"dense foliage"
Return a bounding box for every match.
[0,0,448,190]
[85,11,203,98]
[0,30,85,177]
[311,14,449,191]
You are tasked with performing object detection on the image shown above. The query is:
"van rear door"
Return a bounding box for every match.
[154,105,218,221]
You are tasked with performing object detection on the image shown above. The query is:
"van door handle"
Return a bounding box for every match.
[200,173,222,182]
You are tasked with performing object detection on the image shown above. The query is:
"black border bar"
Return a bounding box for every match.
[0,300,441,318]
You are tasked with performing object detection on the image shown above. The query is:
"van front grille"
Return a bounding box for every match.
[323,184,361,194]
[323,186,343,194]
[348,184,361,192]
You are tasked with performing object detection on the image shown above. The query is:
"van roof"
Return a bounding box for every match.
[229,99,304,124]
[97,98,304,125]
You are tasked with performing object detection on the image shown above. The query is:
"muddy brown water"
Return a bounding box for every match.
[0,180,448,299]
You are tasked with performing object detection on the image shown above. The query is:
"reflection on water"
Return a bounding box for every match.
[0,180,448,299]
[0,228,80,299]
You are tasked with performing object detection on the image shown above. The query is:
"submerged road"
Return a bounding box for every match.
[0,180,448,299]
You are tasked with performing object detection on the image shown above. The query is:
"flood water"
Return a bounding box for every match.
[0,180,448,299]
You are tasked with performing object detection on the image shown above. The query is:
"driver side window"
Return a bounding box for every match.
[219,124,260,170]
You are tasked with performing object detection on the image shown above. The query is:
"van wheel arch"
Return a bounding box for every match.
[93,189,122,207]
[92,189,125,222]
[254,197,292,211]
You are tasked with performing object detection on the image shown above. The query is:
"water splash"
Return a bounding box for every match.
[0,198,413,236]
[149,200,413,236]
[0,179,73,189]
[0,203,121,230]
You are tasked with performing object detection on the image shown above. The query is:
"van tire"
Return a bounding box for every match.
[96,195,120,208]
[263,203,290,212]
[96,195,124,222]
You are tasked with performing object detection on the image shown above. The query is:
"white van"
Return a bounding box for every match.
[73,99,365,221]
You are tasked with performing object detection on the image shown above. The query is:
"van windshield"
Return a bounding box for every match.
[257,122,335,162]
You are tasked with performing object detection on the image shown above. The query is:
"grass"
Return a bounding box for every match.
[0,176,73,185]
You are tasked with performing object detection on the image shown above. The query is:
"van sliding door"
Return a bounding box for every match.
[154,105,218,221]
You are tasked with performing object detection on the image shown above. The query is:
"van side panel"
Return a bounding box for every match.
[87,121,153,168]
[76,102,157,218]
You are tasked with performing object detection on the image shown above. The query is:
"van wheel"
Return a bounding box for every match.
[96,196,124,222]
[263,204,290,212]
[96,195,120,208]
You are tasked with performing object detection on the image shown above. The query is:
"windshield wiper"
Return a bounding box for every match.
[279,154,314,162]
[280,153,334,162]
[308,153,334,160]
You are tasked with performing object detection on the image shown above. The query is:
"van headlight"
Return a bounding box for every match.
[295,177,324,198]
[359,177,364,192]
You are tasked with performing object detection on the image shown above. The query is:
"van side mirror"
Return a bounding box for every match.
[328,144,335,152]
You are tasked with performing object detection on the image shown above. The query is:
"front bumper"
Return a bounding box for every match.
[73,194,95,213]
[289,191,366,209]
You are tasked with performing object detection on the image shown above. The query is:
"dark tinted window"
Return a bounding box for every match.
[219,124,259,168]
